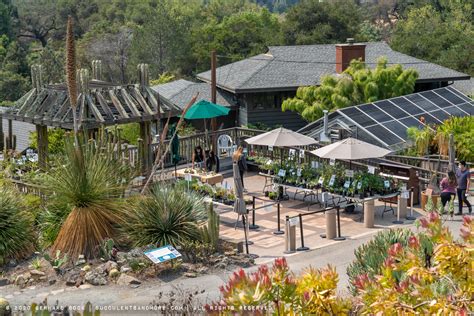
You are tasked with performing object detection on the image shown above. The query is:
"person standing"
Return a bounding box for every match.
[232,146,248,189]
[440,171,457,209]
[455,161,472,215]
[192,145,205,169]
[206,150,220,173]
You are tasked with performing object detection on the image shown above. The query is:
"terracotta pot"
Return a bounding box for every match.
[421,191,440,211]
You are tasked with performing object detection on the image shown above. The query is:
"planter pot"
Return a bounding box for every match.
[421,191,440,211]
[345,205,355,213]
[264,191,269,197]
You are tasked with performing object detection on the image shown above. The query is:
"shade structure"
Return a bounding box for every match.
[183,99,230,120]
[311,137,391,160]
[245,127,316,147]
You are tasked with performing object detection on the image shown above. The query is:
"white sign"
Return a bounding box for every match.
[269,146,273,151]
[297,168,302,177]
[357,182,362,190]
[318,177,324,185]
[184,173,192,182]
[329,175,336,187]
[384,180,390,188]
[311,161,319,169]
[368,166,375,174]
[299,150,305,158]
[322,192,329,203]
[344,181,351,189]
[345,169,354,178]
[289,217,300,226]
[144,245,181,264]
[278,169,286,177]
[289,149,296,158]
[401,190,410,199]
[329,158,336,166]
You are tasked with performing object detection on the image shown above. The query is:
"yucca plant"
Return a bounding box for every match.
[347,228,433,294]
[44,135,132,259]
[122,184,207,247]
[0,187,35,266]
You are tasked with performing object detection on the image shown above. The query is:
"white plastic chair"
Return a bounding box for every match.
[217,134,234,157]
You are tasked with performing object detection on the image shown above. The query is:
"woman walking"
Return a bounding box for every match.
[455,161,472,215]
[232,146,247,190]
[440,171,457,211]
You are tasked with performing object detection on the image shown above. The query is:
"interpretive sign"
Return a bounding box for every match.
[144,245,181,264]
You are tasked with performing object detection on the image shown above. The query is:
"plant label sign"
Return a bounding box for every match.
[144,245,181,264]
[401,190,410,199]
[299,150,305,158]
[289,149,296,158]
[329,175,336,187]
[297,168,302,177]
[329,158,336,166]
[184,173,192,182]
[384,180,390,188]
[357,182,362,190]
[278,169,286,177]
[311,161,319,169]
[318,177,324,185]
[289,216,299,227]
[367,166,375,174]
[345,169,354,178]
[268,146,273,151]
[344,181,351,189]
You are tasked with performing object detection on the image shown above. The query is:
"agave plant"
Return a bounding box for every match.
[44,135,132,259]
[122,184,207,247]
[0,187,35,265]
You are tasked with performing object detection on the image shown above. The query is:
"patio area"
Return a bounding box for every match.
[214,172,425,264]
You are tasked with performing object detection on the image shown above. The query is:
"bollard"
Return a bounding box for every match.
[297,213,309,251]
[284,216,296,254]
[393,195,406,224]
[325,208,337,239]
[249,196,260,230]
[334,207,346,241]
[273,201,284,235]
[406,189,416,220]
[364,200,375,228]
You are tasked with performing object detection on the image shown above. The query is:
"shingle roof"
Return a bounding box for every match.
[1,107,36,152]
[151,79,236,110]
[451,77,474,96]
[197,42,470,93]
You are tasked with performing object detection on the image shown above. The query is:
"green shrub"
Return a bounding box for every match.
[122,184,206,247]
[37,202,70,248]
[0,187,35,265]
[346,228,433,294]
[29,128,66,155]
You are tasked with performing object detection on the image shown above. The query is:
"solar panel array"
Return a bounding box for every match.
[338,86,473,147]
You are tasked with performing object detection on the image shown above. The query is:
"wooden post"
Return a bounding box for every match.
[36,125,48,169]
[7,119,13,150]
[211,50,217,151]
[139,121,152,174]
[0,112,4,151]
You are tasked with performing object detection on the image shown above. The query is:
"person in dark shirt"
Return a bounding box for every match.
[192,145,205,169]
[455,160,472,215]
[232,146,247,189]
[206,150,220,173]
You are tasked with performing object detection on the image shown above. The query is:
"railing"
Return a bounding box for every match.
[9,179,47,199]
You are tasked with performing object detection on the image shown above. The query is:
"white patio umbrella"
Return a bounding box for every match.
[245,127,317,147]
[311,137,391,160]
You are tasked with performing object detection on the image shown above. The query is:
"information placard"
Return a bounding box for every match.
[357,182,362,190]
[345,169,354,178]
[184,173,192,182]
[329,175,336,187]
[384,180,390,188]
[289,149,296,158]
[299,150,305,158]
[344,181,351,189]
[289,217,300,227]
[329,158,336,166]
[367,166,375,174]
[278,169,286,177]
[144,245,182,264]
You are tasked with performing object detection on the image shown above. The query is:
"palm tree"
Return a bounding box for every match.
[45,135,133,259]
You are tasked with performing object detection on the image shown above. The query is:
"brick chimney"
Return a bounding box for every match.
[335,38,366,73]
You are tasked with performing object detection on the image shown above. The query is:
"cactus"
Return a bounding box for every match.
[43,250,68,271]
[98,238,114,261]
[199,203,220,251]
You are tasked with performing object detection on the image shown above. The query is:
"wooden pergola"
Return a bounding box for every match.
[1,61,180,171]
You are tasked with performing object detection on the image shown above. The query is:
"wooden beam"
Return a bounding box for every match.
[109,90,129,119]
[144,86,159,112]
[86,94,105,122]
[96,91,115,121]
[132,86,154,115]
[139,121,152,174]
[17,89,37,115]
[44,92,67,121]
[36,125,48,169]
[52,97,71,122]
[120,88,141,117]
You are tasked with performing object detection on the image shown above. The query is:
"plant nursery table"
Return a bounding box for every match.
[175,169,224,185]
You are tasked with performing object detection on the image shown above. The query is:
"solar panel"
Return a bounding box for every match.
[399,117,424,128]
[358,103,393,122]
[384,120,410,139]
[374,100,411,118]
[447,86,472,102]
[420,90,452,108]
[339,107,377,126]
[435,89,464,105]
[457,102,473,115]
[406,94,439,112]
[430,109,451,122]
[421,113,443,124]
[443,105,468,117]
[391,97,424,115]
[366,125,403,145]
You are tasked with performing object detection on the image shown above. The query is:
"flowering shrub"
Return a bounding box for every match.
[354,212,473,314]
[206,257,352,315]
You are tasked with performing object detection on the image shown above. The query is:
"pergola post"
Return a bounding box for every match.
[36,125,48,169]
[139,121,152,174]
[0,112,4,150]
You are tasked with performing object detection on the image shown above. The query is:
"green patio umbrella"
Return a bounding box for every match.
[183,99,230,120]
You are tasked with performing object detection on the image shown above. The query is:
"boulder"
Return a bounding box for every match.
[29,270,46,278]
[14,275,26,288]
[65,271,83,287]
[0,297,10,315]
[103,261,118,273]
[184,272,197,278]
[0,278,8,287]
[117,274,141,286]
[84,272,107,286]
[120,266,131,273]
[108,268,120,278]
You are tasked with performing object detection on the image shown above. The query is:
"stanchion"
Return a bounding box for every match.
[296,213,309,251]
[393,195,405,224]
[334,206,346,241]
[249,196,260,230]
[273,201,284,235]
[284,216,296,254]
[242,214,258,258]
[406,189,416,221]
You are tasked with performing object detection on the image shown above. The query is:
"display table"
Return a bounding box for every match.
[175,169,223,185]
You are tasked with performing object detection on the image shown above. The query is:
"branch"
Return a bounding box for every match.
[141,93,198,194]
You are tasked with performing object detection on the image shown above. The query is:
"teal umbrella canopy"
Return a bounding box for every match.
[183,99,230,120]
